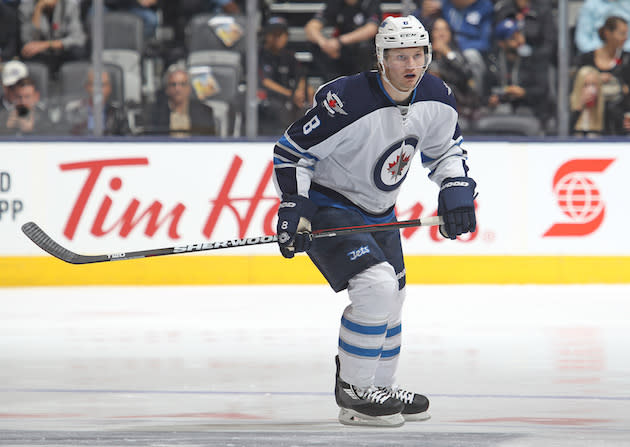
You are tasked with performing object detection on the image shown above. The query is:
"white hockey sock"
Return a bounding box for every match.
[373,324,401,387]
[338,262,398,389]
[374,287,405,387]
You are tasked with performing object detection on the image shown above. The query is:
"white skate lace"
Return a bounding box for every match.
[355,386,391,404]
[381,386,415,404]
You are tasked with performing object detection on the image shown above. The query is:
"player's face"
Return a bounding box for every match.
[384,47,426,92]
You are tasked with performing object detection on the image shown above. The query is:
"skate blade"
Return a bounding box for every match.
[403,411,431,422]
[338,408,405,427]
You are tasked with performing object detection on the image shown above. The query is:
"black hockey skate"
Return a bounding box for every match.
[334,355,404,427]
[378,386,430,421]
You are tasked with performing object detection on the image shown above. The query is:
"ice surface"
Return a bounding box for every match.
[1,284,629,446]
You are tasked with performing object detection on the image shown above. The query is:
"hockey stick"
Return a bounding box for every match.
[21,216,444,265]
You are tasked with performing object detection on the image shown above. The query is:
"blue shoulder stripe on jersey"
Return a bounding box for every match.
[273,146,301,163]
[277,135,319,161]
[338,338,382,358]
[274,157,315,170]
[341,316,388,335]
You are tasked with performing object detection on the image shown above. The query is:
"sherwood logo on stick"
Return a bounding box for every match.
[174,236,278,253]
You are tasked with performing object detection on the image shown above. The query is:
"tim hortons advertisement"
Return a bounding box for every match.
[0,141,628,256]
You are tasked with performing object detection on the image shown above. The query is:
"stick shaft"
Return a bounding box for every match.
[21,216,444,265]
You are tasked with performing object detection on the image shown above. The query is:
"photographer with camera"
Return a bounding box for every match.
[1,60,29,113]
[0,77,53,135]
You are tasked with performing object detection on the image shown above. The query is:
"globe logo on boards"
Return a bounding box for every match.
[556,175,602,223]
[544,159,614,237]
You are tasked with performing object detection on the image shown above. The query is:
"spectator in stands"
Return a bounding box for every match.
[1,60,29,113]
[128,0,159,38]
[413,0,443,30]
[427,17,480,119]
[304,0,381,80]
[493,0,556,63]
[0,77,53,135]
[575,0,630,54]
[258,16,314,136]
[63,68,130,136]
[159,0,241,65]
[161,0,240,40]
[575,15,630,134]
[86,0,159,39]
[146,63,215,137]
[0,2,19,62]
[19,0,87,75]
[439,0,494,95]
[570,65,605,137]
[484,18,549,120]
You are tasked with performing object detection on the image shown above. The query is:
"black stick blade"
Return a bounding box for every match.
[21,222,104,264]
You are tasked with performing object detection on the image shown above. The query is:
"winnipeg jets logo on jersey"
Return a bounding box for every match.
[372,137,419,192]
[323,91,348,116]
[347,245,370,261]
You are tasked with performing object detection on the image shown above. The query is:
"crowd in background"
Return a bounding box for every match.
[1,0,629,138]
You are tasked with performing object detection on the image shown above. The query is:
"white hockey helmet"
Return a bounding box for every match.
[375,15,432,74]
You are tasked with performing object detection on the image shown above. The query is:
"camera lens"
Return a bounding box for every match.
[16,105,29,117]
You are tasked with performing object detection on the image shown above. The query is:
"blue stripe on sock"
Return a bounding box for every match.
[338,338,383,358]
[341,316,388,335]
[386,324,401,337]
[381,346,401,358]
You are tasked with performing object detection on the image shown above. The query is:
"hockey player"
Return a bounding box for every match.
[272,16,477,427]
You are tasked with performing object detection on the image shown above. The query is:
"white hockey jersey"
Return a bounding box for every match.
[272,70,470,216]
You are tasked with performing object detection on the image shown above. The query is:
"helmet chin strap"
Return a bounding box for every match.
[379,60,425,99]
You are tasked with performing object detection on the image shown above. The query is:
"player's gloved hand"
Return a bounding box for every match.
[277,194,318,259]
[437,177,477,240]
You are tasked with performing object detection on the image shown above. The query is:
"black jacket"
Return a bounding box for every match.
[63,98,130,136]
[485,48,550,117]
[146,93,216,136]
[0,3,18,61]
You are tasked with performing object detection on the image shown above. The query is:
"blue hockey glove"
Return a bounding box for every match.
[277,194,318,259]
[437,177,477,240]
